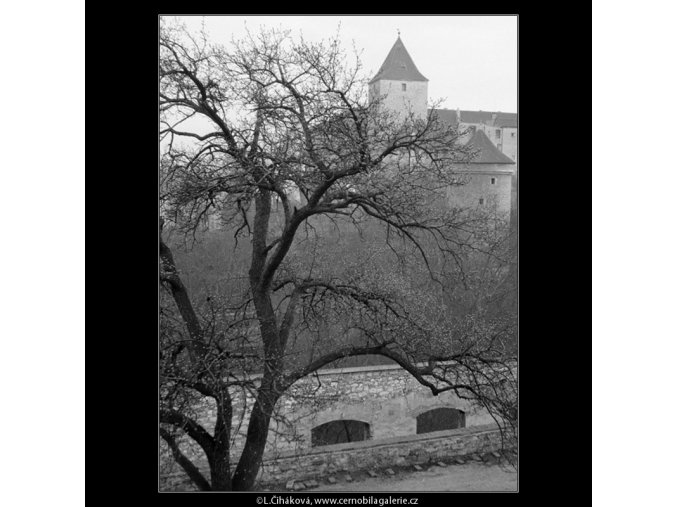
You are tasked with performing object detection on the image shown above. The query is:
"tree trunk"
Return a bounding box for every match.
[209,393,233,490]
[209,446,232,491]
[230,396,276,491]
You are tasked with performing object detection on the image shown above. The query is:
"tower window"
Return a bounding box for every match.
[401,83,407,91]
[491,177,496,185]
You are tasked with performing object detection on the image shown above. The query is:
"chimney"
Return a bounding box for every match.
[491,112,498,126]
[456,107,461,124]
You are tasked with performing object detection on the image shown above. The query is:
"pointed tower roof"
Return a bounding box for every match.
[369,36,428,84]
[467,129,515,164]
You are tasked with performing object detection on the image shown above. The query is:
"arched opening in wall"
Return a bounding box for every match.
[311,420,370,447]
[416,408,466,434]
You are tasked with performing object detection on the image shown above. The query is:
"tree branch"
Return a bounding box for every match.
[160,408,214,457]
[160,428,212,491]
[159,223,208,361]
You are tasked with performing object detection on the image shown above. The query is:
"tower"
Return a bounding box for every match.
[449,129,516,217]
[369,36,429,121]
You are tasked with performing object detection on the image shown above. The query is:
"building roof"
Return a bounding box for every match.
[459,110,493,124]
[431,109,517,128]
[431,108,459,125]
[369,36,428,84]
[493,112,517,128]
[466,129,515,164]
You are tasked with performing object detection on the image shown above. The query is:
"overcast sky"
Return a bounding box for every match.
[167,15,517,113]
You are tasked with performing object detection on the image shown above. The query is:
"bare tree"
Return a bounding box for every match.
[159,21,516,491]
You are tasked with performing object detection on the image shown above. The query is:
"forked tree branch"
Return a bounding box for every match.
[160,428,212,491]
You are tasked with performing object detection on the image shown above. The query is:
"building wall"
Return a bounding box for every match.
[446,167,514,216]
[370,79,428,121]
[499,127,517,162]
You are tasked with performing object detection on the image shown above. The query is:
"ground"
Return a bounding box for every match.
[273,462,517,493]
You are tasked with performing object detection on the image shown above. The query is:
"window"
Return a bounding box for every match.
[496,129,501,138]
[311,420,370,447]
[479,198,484,205]
[416,408,466,434]
[491,177,496,185]
[511,132,516,138]
[468,125,476,134]
[401,83,407,91]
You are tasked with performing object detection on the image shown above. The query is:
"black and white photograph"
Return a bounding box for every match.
[11,3,677,505]
[159,14,518,493]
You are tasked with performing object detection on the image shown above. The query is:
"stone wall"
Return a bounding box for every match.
[160,363,501,490]
[195,364,496,459]
[260,423,502,484]
[161,423,503,491]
